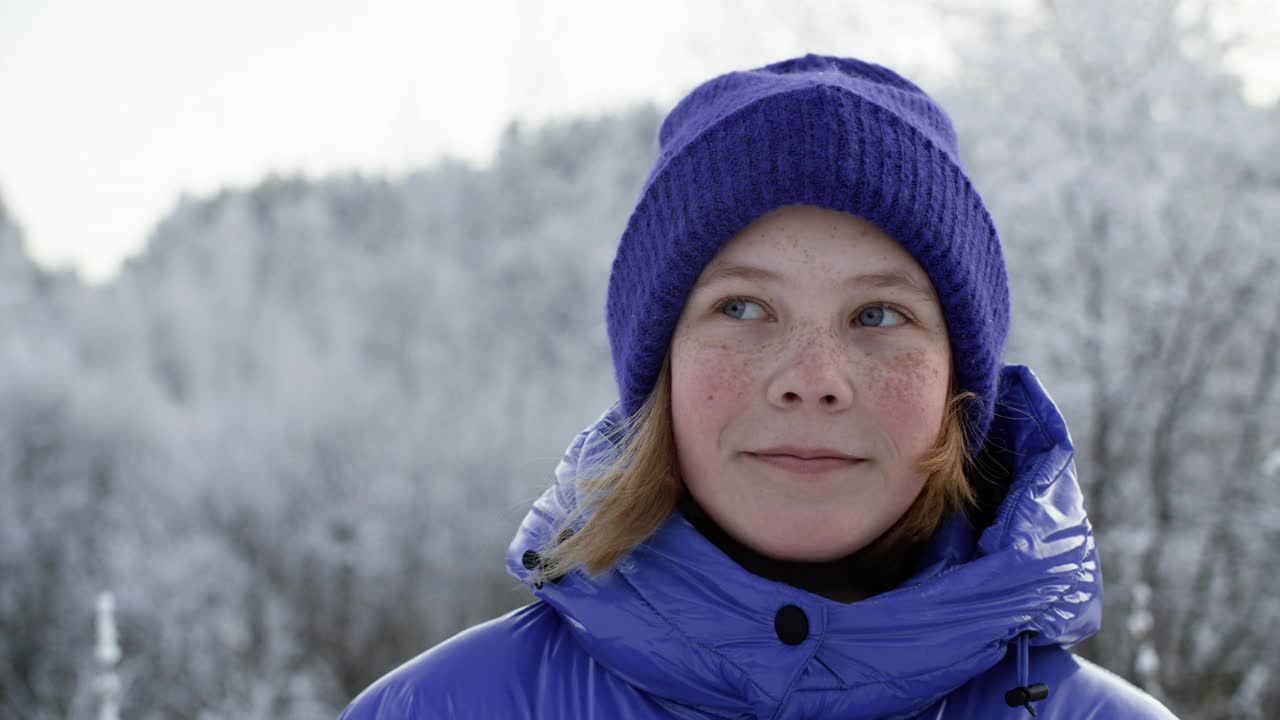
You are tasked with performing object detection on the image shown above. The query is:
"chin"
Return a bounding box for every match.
[746,528,871,563]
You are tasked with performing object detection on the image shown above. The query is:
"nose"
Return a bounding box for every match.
[765,330,855,411]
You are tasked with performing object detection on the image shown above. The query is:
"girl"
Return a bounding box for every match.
[340,54,1177,719]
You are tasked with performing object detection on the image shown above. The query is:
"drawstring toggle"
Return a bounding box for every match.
[1004,683,1049,716]
[1004,630,1050,716]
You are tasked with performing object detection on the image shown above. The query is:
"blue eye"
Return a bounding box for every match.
[719,298,766,320]
[857,305,906,327]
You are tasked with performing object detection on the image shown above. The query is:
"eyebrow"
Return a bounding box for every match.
[694,263,937,302]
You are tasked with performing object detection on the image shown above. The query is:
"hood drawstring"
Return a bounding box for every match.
[1004,630,1050,716]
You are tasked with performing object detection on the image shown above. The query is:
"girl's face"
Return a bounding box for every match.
[670,204,951,562]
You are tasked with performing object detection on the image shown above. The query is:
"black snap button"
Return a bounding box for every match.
[774,605,809,645]
[522,549,542,571]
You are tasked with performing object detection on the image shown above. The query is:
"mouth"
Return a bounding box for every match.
[744,452,866,475]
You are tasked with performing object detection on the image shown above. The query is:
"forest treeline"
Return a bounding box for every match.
[1,1,1277,717]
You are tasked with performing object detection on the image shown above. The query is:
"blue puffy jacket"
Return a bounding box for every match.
[340,366,1178,718]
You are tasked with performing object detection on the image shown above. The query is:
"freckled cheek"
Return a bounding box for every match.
[862,351,949,453]
[671,342,758,434]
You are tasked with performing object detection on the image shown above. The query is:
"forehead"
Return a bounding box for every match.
[713,204,915,264]
[695,263,937,304]
[696,205,935,299]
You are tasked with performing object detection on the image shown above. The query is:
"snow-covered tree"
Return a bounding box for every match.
[1,4,1274,715]
[941,0,1280,714]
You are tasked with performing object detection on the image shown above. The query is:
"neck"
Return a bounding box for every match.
[676,492,921,603]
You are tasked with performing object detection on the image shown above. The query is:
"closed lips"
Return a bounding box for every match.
[746,450,865,474]
[749,447,863,460]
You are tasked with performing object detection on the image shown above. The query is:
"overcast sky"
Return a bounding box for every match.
[1,0,1276,284]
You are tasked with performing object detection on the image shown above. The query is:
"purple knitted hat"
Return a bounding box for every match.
[605,53,1010,454]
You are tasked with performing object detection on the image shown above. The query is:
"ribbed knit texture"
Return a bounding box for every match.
[606,53,1010,454]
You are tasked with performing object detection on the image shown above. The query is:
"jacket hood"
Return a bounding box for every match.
[506,364,1102,720]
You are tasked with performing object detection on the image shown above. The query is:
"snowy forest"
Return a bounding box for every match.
[2,1,1278,718]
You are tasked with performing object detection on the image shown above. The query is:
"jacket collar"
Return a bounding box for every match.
[507,365,1102,719]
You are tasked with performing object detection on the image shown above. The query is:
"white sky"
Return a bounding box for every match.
[1,0,1276,284]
